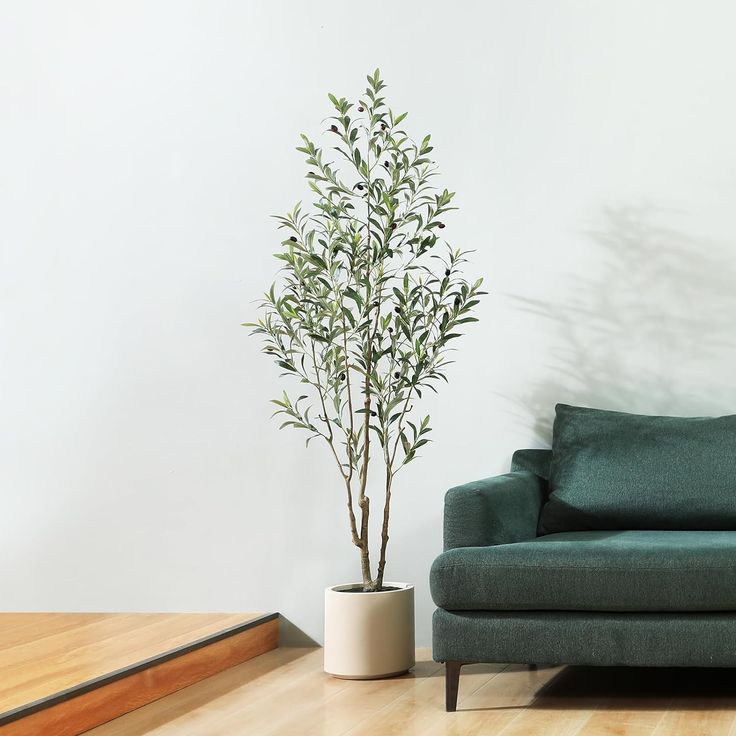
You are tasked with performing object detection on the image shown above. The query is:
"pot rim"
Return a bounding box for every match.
[327,582,414,595]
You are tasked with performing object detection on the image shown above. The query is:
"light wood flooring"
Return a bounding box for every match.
[0,613,268,715]
[85,646,736,736]
[0,612,277,736]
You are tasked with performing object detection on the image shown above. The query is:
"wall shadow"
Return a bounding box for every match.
[278,614,320,647]
[507,204,736,442]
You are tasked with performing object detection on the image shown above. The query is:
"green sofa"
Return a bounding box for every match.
[431,403,736,711]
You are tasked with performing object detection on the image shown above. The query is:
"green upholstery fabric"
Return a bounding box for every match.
[443,471,545,551]
[539,404,736,534]
[432,608,736,666]
[510,448,551,481]
[431,530,736,611]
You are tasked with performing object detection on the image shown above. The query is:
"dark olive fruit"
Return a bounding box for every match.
[438,223,446,229]
[356,184,364,190]
[381,123,387,130]
[330,124,339,133]
[394,306,400,313]
[388,327,394,333]
[383,161,389,168]
[445,269,451,276]
[358,106,364,112]
[372,300,380,308]
[393,371,400,379]
[391,223,397,230]
[289,236,297,242]
[370,411,377,417]
[340,373,346,381]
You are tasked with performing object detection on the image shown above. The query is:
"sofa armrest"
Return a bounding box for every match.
[443,471,546,550]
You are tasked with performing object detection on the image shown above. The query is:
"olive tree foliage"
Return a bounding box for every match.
[246,70,484,591]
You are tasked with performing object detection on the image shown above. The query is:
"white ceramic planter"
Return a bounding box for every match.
[324,582,415,679]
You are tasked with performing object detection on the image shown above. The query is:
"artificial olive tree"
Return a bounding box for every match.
[247,70,483,591]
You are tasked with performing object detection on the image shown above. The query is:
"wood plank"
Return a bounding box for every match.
[183,647,356,736]
[0,613,263,714]
[270,649,444,736]
[0,614,111,651]
[85,647,318,736]
[87,647,333,736]
[577,722,657,736]
[346,659,505,736]
[0,616,277,736]
[577,702,669,736]
[411,664,570,736]
[496,699,593,736]
[653,704,736,736]
[83,652,736,736]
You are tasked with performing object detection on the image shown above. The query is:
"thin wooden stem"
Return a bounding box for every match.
[309,341,360,547]
[376,465,392,589]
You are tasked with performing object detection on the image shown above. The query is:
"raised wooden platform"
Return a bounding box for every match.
[0,612,278,736]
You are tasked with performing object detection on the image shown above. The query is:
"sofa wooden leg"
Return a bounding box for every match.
[445,661,463,712]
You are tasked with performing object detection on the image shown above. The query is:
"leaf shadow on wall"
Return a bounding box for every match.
[507,204,736,443]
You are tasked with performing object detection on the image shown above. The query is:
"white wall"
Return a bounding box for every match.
[3,0,736,646]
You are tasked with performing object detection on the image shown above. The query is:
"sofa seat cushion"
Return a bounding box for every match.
[430,530,736,612]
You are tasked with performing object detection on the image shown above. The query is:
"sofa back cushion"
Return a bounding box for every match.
[538,404,736,534]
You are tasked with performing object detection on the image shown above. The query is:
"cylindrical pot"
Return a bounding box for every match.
[324,582,415,679]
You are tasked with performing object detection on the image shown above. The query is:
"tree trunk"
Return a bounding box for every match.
[359,537,373,591]
[376,470,393,590]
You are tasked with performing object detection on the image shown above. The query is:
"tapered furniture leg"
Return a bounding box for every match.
[445,661,463,712]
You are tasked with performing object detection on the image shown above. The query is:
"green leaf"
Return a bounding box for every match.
[343,286,364,309]
[307,254,327,269]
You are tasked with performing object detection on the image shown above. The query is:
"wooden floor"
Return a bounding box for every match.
[83,647,736,736]
[0,613,267,715]
[0,613,277,736]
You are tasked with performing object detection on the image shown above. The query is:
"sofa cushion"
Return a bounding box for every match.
[432,609,736,667]
[539,404,736,534]
[430,530,736,611]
